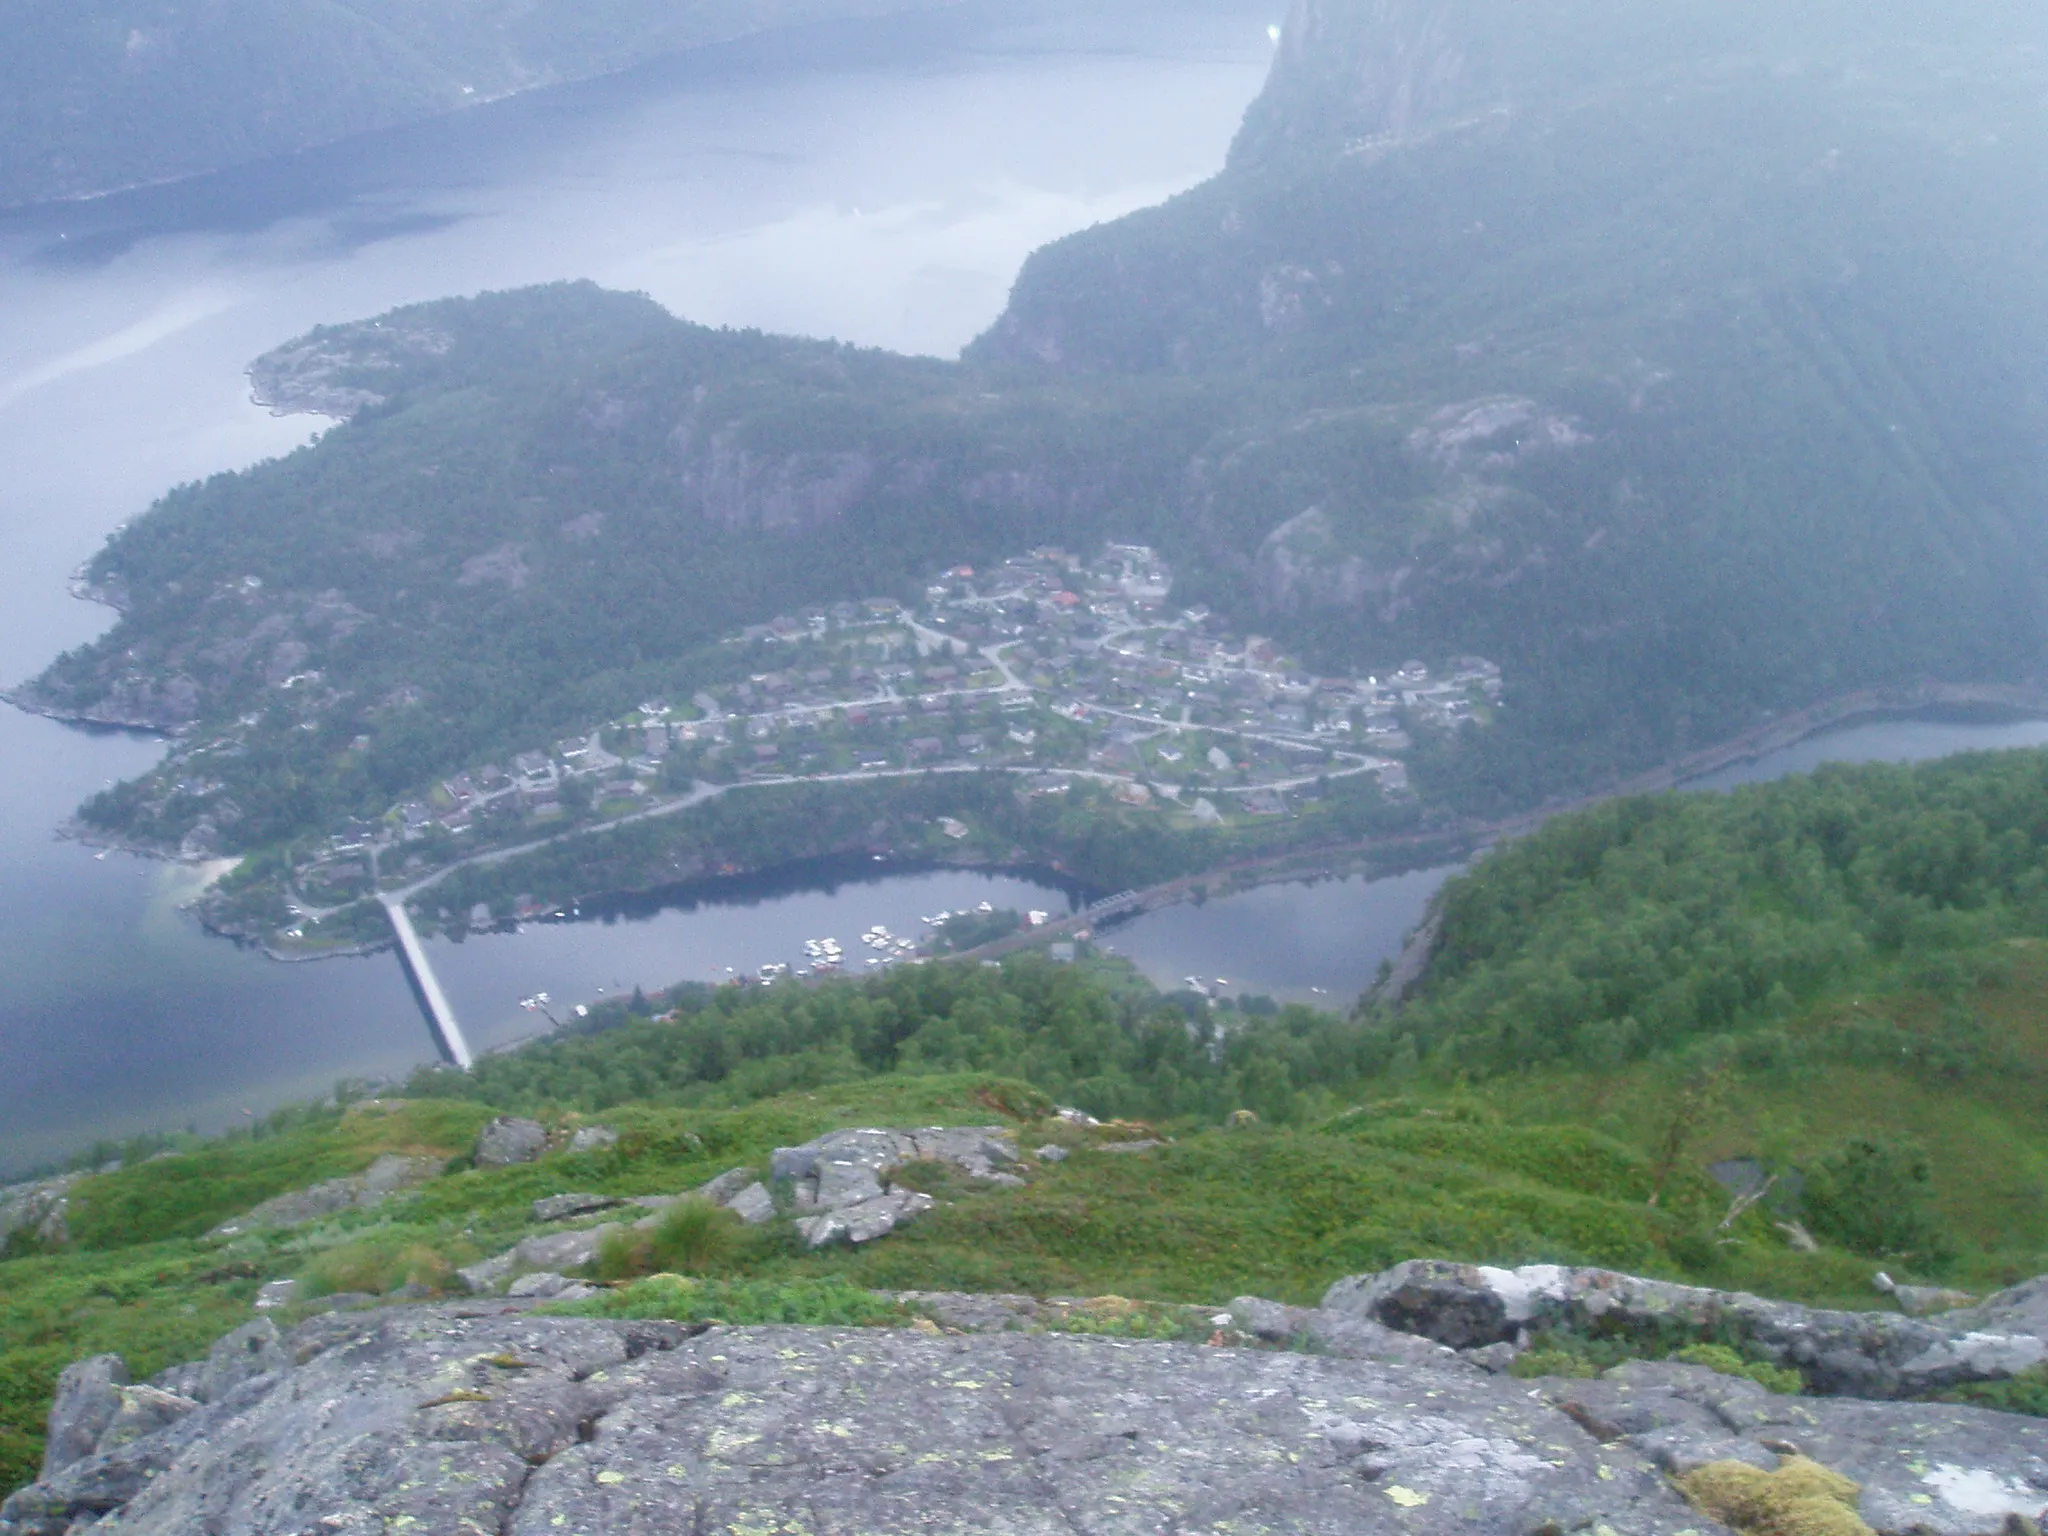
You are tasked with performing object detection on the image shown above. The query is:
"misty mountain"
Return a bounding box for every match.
[977,0,2048,794]
[0,0,949,208]
[25,0,2048,850]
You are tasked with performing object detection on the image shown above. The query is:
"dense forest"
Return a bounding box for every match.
[26,0,2048,863]
[1385,748,2048,1077]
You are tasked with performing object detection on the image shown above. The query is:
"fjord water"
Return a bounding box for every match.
[0,0,1278,1172]
[1097,712,2048,1007]
[3,0,2045,1177]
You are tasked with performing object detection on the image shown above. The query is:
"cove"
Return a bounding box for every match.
[0,0,1279,1174]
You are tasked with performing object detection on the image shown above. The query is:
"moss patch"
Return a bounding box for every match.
[1679,1456,1873,1536]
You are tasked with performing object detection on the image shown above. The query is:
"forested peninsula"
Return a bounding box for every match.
[19,0,2048,932]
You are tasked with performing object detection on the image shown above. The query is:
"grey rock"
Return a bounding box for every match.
[722,1181,775,1225]
[1,1305,1722,1536]
[693,1166,758,1205]
[1035,1143,1069,1162]
[507,1272,573,1299]
[0,1174,78,1250]
[208,1154,442,1238]
[1302,1309,1476,1369]
[1462,1342,1523,1374]
[301,1290,378,1315]
[894,1290,1051,1331]
[1325,1259,2048,1397]
[794,1189,935,1248]
[531,1192,624,1223]
[513,1224,621,1274]
[40,1357,126,1476]
[193,1319,284,1405]
[1228,1294,1301,1343]
[771,1126,1020,1216]
[251,1279,298,1311]
[567,1125,619,1153]
[456,1252,516,1294]
[1944,1273,2048,1338]
[476,1116,550,1167]
[1892,1283,1981,1317]
[14,1302,2048,1536]
[1096,1138,1164,1153]
[1874,1271,1980,1316]
[460,1220,624,1295]
[1544,1360,2048,1534]
[94,1388,197,1455]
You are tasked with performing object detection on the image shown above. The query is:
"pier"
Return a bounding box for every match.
[380,894,474,1068]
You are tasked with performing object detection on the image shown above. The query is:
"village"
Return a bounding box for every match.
[283,544,1502,921]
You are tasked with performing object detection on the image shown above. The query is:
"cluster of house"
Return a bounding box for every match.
[291,543,1502,900]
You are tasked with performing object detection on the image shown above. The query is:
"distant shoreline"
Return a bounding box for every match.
[20,677,2048,976]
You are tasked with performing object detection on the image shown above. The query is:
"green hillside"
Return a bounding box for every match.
[0,0,948,207]
[9,750,2048,1492]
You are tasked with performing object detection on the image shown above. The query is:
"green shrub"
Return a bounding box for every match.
[595,1201,747,1281]
[301,1239,458,1298]
[1933,1365,2048,1419]
[1801,1139,1957,1270]
[554,1274,910,1327]
[595,1227,655,1282]
[648,1200,745,1274]
[1672,1342,1805,1394]
[1510,1347,1600,1379]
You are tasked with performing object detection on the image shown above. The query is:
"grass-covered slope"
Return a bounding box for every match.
[18,740,2048,1500]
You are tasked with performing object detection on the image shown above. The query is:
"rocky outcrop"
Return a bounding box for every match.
[1253,506,1416,622]
[207,1155,442,1238]
[475,1116,549,1167]
[1541,1359,2048,1536]
[0,1175,79,1251]
[531,1192,625,1222]
[8,1296,2048,1536]
[248,323,454,419]
[1325,1260,2048,1399]
[672,424,878,533]
[772,1125,1024,1249]
[457,1223,626,1294]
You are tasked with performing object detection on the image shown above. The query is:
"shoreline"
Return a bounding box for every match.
[25,677,2048,978]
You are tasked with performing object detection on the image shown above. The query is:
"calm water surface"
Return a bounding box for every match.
[1097,711,2048,1007]
[4,0,2045,1172]
[0,0,1279,1172]
[432,864,1081,1056]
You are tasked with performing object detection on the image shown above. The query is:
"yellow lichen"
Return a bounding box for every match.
[1677,1456,1873,1536]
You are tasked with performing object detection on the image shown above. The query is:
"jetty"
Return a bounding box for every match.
[379,894,474,1068]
